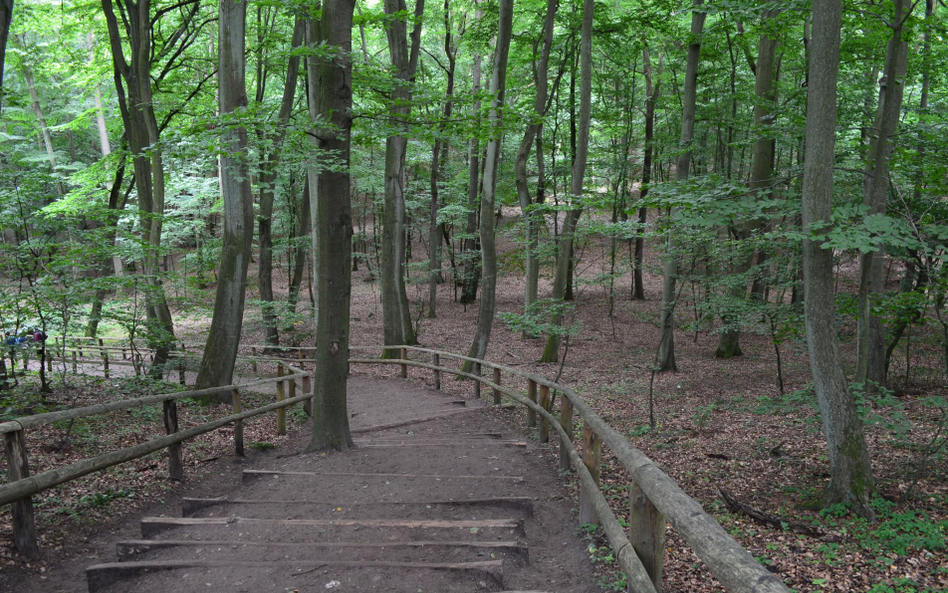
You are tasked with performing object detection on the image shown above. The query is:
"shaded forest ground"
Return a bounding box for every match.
[2,219,947,592]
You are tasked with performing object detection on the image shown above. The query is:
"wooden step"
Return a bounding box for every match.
[141,516,525,538]
[86,559,504,593]
[243,469,524,482]
[354,440,527,448]
[182,496,535,516]
[116,538,529,562]
[350,408,484,433]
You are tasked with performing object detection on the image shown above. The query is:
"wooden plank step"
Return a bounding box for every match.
[141,516,524,538]
[182,496,534,516]
[350,408,483,434]
[243,469,524,482]
[86,559,504,593]
[354,440,527,448]
[116,539,528,561]
[367,431,504,439]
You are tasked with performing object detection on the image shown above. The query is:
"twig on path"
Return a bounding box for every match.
[718,488,823,538]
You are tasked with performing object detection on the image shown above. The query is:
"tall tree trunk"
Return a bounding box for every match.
[195,0,254,397]
[716,9,779,359]
[306,0,356,452]
[427,0,456,318]
[463,0,514,367]
[257,19,305,350]
[0,0,12,111]
[658,0,705,371]
[539,0,593,363]
[801,0,875,519]
[20,57,63,195]
[288,176,312,312]
[102,0,177,374]
[516,0,557,314]
[634,47,663,301]
[380,0,424,354]
[855,0,910,389]
[460,49,483,304]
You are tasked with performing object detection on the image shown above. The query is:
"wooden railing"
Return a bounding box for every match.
[5,339,791,593]
[0,357,310,558]
[348,345,792,593]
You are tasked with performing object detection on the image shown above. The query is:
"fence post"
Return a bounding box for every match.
[558,396,574,471]
[527,379,537,427]
[302,372,312,417]
[99,339,109,378]
[45,346,52,372]
[433,353,441,390]
[473,362,481,399]
[288,372,297,415]
[277,364,286,436]
[162,400,184,481]
[538,384,551,443]
[297,349,305,371]
[72,350,77,373]
[629,481,666,592]
[232,388,244,457]
[492,367,501,405]
[578,425,602,525]
[251,347,258,373]
[2,429,39,557]
[400,348,408,378]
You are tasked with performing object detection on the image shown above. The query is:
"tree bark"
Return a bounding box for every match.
[658,0,705,371]
[515,0,557,314]
[305,0,356,452]
[0,0,12,111]
[801,0,875,519]
[540,0,593,363]
[380,0,424,355]
[195,0,254,398]
[855,0,909,390]
[634,47,663,301]
[257,19,304,350]
[716,9,779,359]
[427,0,456,318]
[463,0,514,367]
[288,175,312,313]
[459,50,483,305]
[102,0,177,375]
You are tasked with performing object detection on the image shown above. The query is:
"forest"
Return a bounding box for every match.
[0,0,946,590]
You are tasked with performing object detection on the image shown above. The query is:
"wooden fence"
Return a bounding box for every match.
[2,338,791,593]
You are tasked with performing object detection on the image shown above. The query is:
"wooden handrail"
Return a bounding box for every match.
[350,346,792,593]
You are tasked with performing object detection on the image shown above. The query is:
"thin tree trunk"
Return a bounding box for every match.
[658,0,706,371]
[0,0,12,111]
[801,0,875,519]
[855,0,910,389]
[380,0,424,354]
[195,0,254,398]
[257,19,304,350]
[460,49,483,304]
[539,0,593,363]
[288,176,312,312]
[427,0,456,318]
[716,9,779,359]
[463,0,513,367]
[306,1,356,452]
[516,0,557,314]
[634,48,663,301]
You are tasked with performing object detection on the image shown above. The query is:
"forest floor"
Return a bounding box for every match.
[2,223,947,592]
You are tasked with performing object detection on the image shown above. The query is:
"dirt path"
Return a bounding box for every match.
[5,374,598,593]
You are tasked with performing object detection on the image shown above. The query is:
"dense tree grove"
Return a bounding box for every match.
[1,0,947,517]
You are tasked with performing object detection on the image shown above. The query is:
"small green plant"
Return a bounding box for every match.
[248,441,275,451]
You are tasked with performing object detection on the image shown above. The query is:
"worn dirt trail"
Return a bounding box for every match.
[12,374,597,593]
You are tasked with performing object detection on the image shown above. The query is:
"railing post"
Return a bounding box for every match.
[433,353,441,390]
[297,349,305,370]
[302,372,312,417]
[46,346,52,372]
[473,362,481,399]
[492,367,501,405]
[251,347,258,373]
[629,481,665,593]
[122,345,127,360]
[578,425,602,526]
[72,350,77,373]
[2,429,39,557]
[527,379,538,427]
[77,340,84,362]
[538,384,551,443]
[559,395,574,471]
[163,400,183,481]
[276,364,286,436]
[232,388,244,457]
[100,339,109,378]
[400,348,408,378]
[288,372,297,416]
